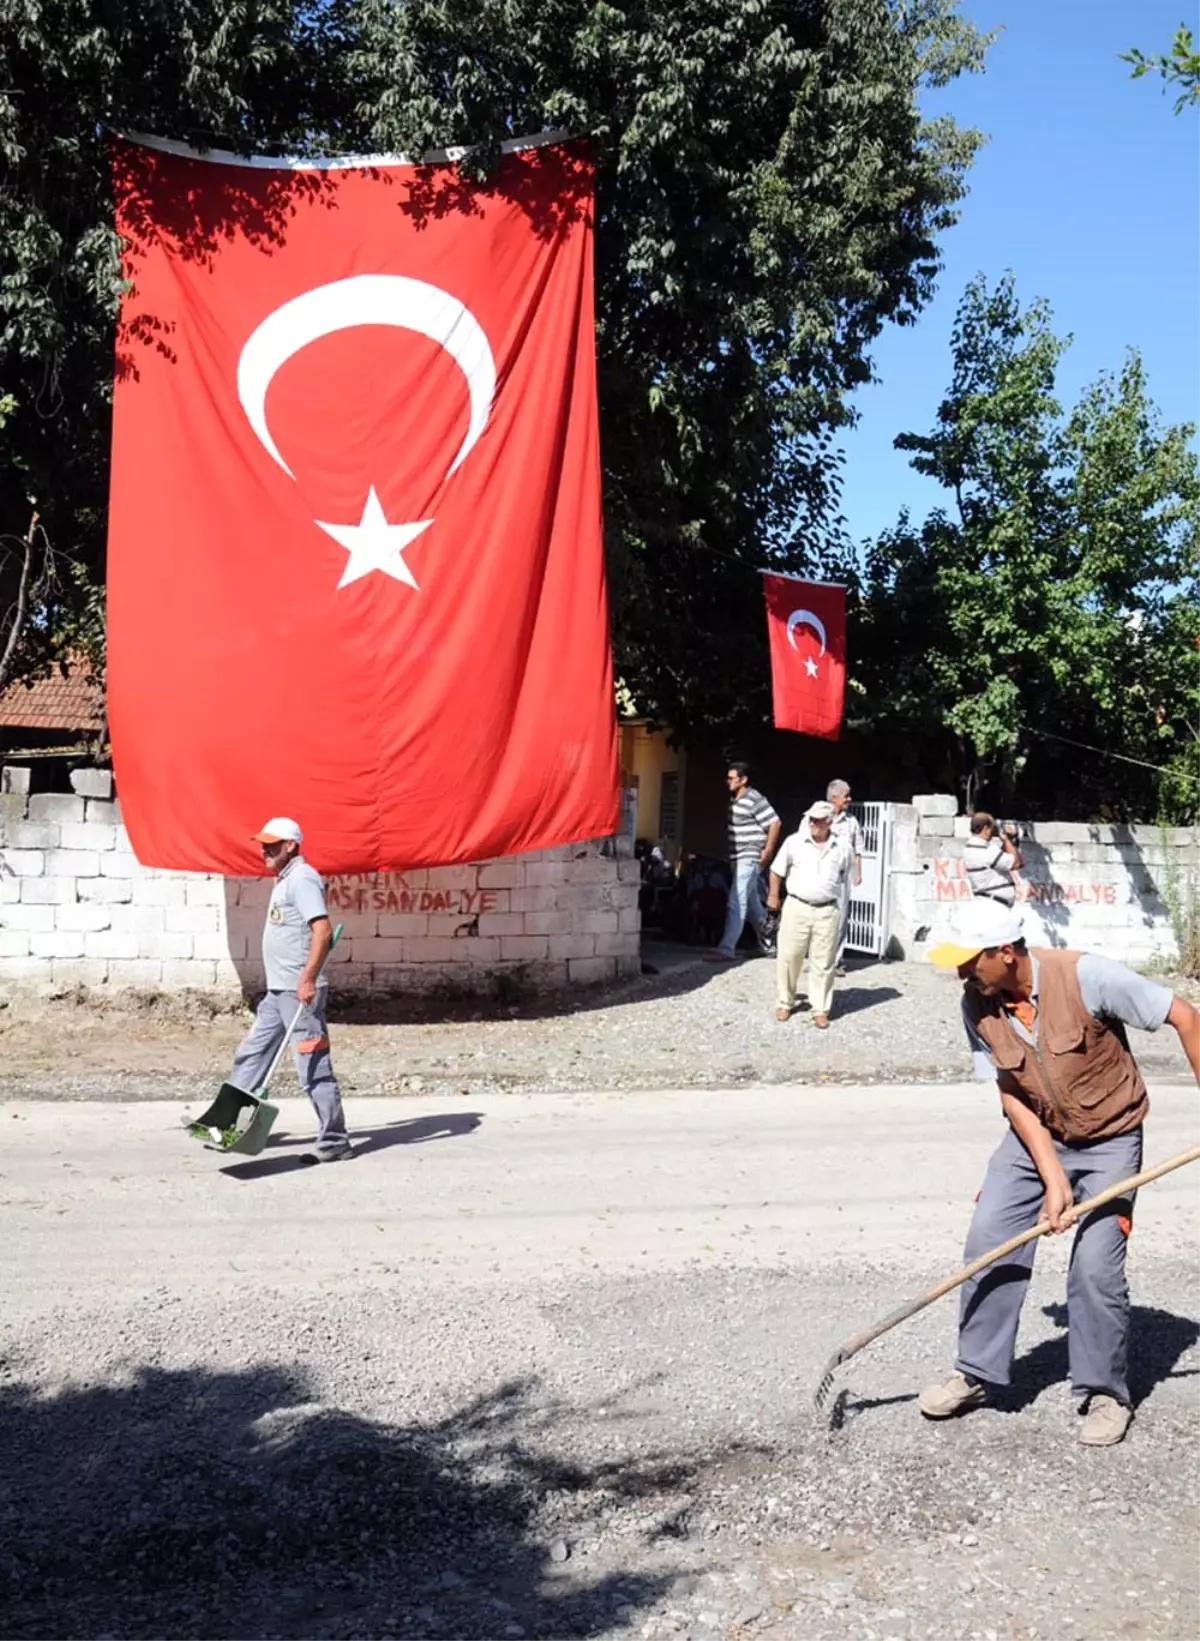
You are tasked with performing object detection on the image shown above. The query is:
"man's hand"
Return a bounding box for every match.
[1041,1170,1075,1234]
[296,974,317,1007]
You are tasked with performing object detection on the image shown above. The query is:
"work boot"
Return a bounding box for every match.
[1078,1394,1132,1447]
[314,1142,355,1164]
[918,1371,987,1419]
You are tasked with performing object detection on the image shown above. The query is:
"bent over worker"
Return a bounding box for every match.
[227,817,352,1162]
[920,898,1199,1445]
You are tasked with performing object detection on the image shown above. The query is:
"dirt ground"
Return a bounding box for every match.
[2,942,1196,1104]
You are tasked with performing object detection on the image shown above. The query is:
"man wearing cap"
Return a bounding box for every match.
[227,817,352,1162]
[765,800,851,1029]
[921,898,1199,1444]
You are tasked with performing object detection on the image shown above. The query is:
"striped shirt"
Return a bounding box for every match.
[728,787,780,861]
[963,835,1016,905]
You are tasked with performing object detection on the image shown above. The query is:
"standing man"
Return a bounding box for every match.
[827,779,863,973]
[920,898,1199,1445]
[963,812,1023,906]
[705,762,782,962]
[766,799,850,1028]
[227,817,352,1162]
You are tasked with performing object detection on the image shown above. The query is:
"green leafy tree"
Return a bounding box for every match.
[1,0,990,735]
[1122,24,1200,113]
[855,275,1199,821]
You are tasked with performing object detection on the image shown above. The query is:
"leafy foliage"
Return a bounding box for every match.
[0,0,989,730]
[1122,24,1200,113]
[854,275,1200,822]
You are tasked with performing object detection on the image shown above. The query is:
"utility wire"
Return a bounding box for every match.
[1023,725,1198,784]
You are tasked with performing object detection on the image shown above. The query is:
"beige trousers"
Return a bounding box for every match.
[776,897,840,1016]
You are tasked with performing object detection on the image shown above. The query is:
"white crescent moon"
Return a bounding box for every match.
[787,608,827,654]
[236,273,496,481]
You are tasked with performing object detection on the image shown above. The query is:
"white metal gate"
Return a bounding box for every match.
[844,801,892,957]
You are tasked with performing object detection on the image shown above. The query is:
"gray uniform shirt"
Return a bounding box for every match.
[965,953,1173,1081]
[263,856,330,990]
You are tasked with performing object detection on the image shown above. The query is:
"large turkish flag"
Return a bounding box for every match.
[762,573,847,739]
[107,134,618,875]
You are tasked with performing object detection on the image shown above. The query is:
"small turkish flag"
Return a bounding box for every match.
[107,134,618,875]
[762,573,847,739]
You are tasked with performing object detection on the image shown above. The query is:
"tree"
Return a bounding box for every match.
[1122,25,1200,113]
[854,275,1199,822]
[1,0,991,737]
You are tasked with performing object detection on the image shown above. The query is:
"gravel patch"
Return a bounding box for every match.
[1,946,1194,1103]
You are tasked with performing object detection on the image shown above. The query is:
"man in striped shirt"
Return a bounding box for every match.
[706,762,782,962]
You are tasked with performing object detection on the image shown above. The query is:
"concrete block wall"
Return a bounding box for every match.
[889,796,1197,965]
[0,776,641,996]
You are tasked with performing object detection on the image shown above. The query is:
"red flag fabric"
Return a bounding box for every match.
[762,573,847,739]
[107,135,618,876]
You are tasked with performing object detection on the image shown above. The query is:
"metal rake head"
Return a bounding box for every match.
[813,1346,850,1413]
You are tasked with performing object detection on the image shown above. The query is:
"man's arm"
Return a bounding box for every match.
[1000,1088,1074,1233]
[762,817,783,866]
[766,870,786,912]
[297,915,333,1005]
[1001,825,1023,871]
[1167,995,1200,1082]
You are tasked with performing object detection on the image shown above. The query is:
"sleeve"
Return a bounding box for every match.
[1076,954,1173,1032]
[756,795,780,826]
[291,867,330,925]
[962,996,999,1081]
[772,838,791,877]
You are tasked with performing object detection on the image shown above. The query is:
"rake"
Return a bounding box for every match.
[813,1143,1200,1412]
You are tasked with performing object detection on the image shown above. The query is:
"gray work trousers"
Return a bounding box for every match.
[956,1125,1142,1405]
[230,988,348,1150]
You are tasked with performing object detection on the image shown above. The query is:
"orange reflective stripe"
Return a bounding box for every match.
[296,1035,329,1055]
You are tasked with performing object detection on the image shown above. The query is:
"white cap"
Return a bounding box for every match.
[250,816,303,845]
[805,800,836,821]
[928,897,1024,969]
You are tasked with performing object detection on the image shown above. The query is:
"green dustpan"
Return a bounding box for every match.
[187,924,343,1159]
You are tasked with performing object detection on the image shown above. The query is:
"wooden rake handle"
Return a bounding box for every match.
[814,1142,1200,1405]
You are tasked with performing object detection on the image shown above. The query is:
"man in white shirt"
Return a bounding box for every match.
[766,800,851,1028]
[827,779,863,971]
[963,812,1023,906]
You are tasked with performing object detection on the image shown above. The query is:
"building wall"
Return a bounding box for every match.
[888,795,1196,965]
[618,720,686,858]
[0,775,641,995]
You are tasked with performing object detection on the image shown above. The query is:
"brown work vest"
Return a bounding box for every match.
[965,948,1149,1144]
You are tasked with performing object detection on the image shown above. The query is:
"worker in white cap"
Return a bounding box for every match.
[224,817,351,1162]
[918,897,1198,1445]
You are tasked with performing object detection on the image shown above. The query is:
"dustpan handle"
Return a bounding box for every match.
[259,922,344,1089]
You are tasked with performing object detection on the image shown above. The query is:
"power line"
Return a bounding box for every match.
[1024,725,1198,784]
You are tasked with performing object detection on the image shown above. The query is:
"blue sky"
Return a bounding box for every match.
[836,0,1200,547]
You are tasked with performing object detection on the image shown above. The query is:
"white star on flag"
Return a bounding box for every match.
[804,656,819,678]
[315,487,431,589]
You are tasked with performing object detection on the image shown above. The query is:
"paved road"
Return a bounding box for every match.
[3,1083,1198,1641]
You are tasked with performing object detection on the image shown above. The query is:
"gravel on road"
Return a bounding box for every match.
[1,943,1195,1103]
[1,1082,1197,1641]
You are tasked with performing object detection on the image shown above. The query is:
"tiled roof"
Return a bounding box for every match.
[0,659,106,733]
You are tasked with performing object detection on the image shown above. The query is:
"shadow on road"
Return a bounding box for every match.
[0,1365,722,1639]
[220,1112,484,1181]
[998,1302,1200,1411]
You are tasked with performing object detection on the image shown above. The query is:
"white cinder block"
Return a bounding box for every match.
[191,932,238,961]
[525,861,570,887]
[548,933,596,961]
[565,857,614,884]
[143,930,195,959]
[618,907,642,934]
[51,958,111,987]
[167,905,219,934]
[3,849,44,877]
[57,903,113,932]
[618,858,641,883]
[0,955,44,983]
[509,885,556,913]
[568,955,617,986]
[60,821,118,852]
[100,851,142,879]
[402,937,469,964]
[371,914,428,939]
[2,902,56,931]
[477,861,524,889]
[78,877,135,904]
[163,958,217,988]
[0,877,19,904]
[107,960,165,988]
[593,933,638,960]
[84,930,141,960]
[523,910,573,937]
[0,929,31,957]
[577,910,619,935]
[426,864,479,892]
[20,878,76,905]
[31,930,85,958]
[3,822,59,849]
[134,877,189,906]
[500,935,549,961]
[47,849,100,878]
[27,794,86,824]
[185,876,227,906]
[70,768,114,799]
[477,912,525,938]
